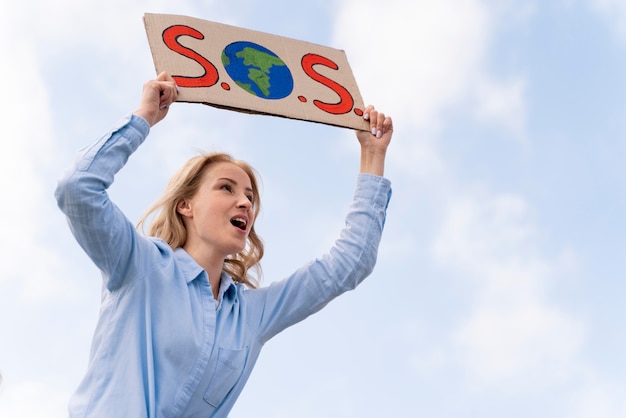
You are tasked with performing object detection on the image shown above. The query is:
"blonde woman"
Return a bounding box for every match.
[56,71,393,417]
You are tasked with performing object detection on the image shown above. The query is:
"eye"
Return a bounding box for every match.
[221,184,233,192]
[246,194,254,203]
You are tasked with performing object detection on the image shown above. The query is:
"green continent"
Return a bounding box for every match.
[236,47,285,97]
[236,47,285,73]
[247,68,271,96]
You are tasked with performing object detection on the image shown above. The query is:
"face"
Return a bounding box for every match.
[177,161,255,260]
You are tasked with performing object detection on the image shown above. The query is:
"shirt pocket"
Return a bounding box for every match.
[203,346,248,408]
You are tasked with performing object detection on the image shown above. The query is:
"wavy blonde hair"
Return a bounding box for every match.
[137,153,263,288]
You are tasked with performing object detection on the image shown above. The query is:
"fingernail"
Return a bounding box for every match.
[371,127,377,135]
[376,130,382,138]
[160,105,168,110]
[175,85,180,93]
[364,113,370,121]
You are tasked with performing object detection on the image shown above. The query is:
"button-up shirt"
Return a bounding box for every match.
[55,114,392,417]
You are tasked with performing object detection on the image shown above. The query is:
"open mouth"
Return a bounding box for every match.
[230,217,247,231]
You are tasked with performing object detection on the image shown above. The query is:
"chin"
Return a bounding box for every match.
[227,243,247,256]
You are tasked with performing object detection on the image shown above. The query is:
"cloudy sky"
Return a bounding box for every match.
[1,0,626,416]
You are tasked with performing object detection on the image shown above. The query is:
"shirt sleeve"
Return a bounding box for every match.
[55,114,152,291]
[248,174,392,343]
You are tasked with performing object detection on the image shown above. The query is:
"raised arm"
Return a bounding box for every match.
[247,106,394,342]
[55,73,178,290]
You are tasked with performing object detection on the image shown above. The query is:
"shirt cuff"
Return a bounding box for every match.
[355,173,392,209]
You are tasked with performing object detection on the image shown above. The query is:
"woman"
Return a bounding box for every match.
[56,71,393,417]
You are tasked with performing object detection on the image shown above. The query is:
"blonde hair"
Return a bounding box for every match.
[137,153,263,288]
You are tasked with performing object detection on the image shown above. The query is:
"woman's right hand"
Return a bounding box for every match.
[133,71,179,127]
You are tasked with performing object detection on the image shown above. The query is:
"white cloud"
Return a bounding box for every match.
[331,0,491,181]
[433,189,584,389]
[472,76,528,142]
[11,0,215,50]
[455,302,583,388]
[590,0,626,41]
[0,8,64,301]
[332,0,528,181]
[0,379,69,418]
[0,7,92,417]
[572,378,626,418]
[333,0,490,127]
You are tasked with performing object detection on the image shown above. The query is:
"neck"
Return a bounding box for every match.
[183,244,224,300]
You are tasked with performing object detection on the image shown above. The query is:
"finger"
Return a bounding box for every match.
[367,109,379,136]
[373,111,387,138]
[158,72,180,96]
[158,82,179,109]
[156,71,171,81]
[383,116,393,134]
[363,104,375,121]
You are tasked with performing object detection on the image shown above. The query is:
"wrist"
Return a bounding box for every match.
[360,148,386,176]
[133,108,154,127]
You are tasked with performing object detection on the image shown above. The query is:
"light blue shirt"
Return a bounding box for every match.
[55,114,392,417]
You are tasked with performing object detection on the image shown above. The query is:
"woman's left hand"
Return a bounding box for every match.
[356,105,393,176]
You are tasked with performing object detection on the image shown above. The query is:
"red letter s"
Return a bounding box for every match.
[301,53,354,115]
[162,25,219,88]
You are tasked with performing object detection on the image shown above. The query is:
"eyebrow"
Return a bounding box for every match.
[218,177,254,194]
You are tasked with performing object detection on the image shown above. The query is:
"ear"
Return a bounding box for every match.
[176,198,193,218]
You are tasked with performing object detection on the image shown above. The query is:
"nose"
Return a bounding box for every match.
[237,194,252,211]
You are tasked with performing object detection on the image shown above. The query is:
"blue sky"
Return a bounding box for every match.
[1,0,626,416]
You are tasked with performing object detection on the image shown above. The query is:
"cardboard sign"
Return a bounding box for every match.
[143,13,369,131]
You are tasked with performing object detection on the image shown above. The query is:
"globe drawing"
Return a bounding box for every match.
[221,41,294,100]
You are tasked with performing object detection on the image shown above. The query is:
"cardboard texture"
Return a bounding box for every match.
[144,13,370,131]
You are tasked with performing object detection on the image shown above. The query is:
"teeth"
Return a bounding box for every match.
[231,217,247,230]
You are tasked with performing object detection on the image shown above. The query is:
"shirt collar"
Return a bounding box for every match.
[173,247,206,284]
[173,247,237,299]
[218,271,237,301]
